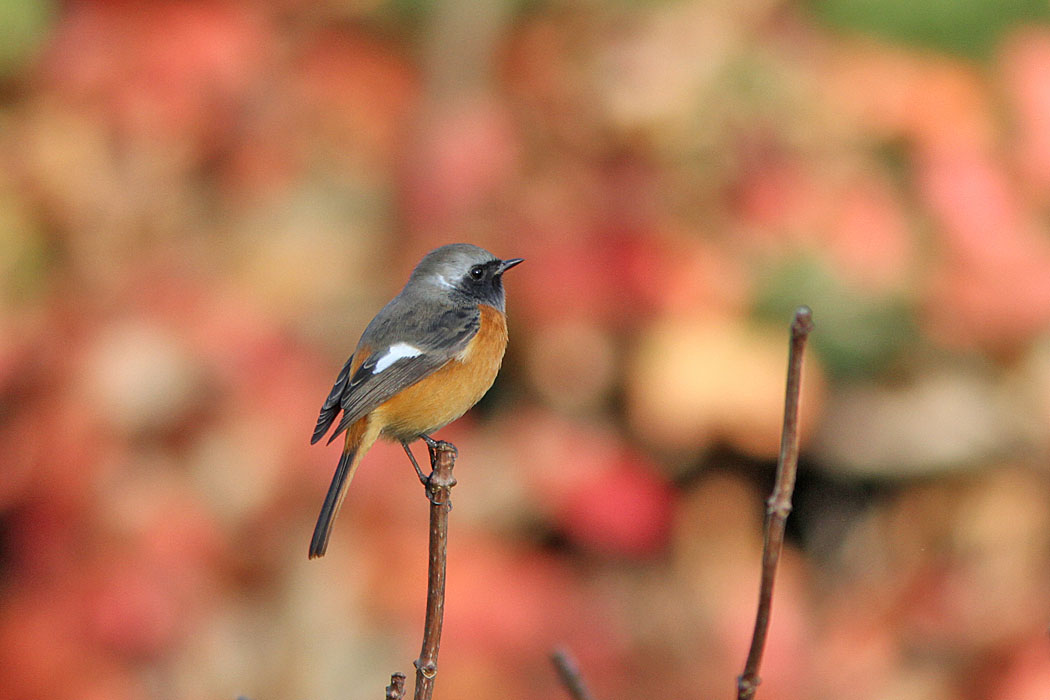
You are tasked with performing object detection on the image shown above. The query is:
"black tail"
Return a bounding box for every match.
[309,445,357,559]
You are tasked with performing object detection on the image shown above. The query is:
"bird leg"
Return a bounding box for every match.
[401,440,429,485]
[408,435,454,508]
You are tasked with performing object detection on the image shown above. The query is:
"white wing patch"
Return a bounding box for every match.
[373,342,423,373]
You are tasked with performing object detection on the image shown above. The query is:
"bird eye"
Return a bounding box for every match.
[469,265,484,280]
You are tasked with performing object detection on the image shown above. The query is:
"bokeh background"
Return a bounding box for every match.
[3,1,1050,699]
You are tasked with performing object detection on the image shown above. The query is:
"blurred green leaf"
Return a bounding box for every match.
[752,255,917,379]
[0,0,57,79]
[0,189,51,304]
[809,0,1050,59]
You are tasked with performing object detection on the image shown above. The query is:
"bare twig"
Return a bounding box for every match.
[412,441,458,700]
[386,672,407,699]
[737,306,814,700]
[551,648,597,700]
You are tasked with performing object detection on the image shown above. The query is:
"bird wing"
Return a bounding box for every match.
[311,353,356,444]
[311,302,480,445]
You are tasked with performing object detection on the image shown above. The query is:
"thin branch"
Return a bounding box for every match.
[737,306,814,700]
[412,441,458,700]
[386,672,407,700]
[551,648,597,700]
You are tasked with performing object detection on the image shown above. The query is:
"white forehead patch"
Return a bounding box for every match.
[373,342,423,373]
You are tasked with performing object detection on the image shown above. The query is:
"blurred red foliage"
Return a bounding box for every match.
[1,2,1049,700]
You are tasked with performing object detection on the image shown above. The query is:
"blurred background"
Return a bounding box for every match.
[3,1,1050,699]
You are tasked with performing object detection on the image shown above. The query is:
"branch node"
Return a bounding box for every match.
[765,496,793,519]
[791,305,814,335]
[736,674,761,700]
[413,658,437,679]
[386,672,407,700]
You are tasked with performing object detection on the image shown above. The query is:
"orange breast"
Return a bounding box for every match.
[374,304,508,440]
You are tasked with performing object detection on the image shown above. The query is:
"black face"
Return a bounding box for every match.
[458,259,506,307]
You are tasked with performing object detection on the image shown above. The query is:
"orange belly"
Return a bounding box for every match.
[373,304,508,440]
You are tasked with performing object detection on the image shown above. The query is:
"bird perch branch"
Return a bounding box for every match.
[551,648,597,700]
[736,306,814,700]
[410,440,457,700]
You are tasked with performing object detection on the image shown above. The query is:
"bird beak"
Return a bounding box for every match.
[499,258,524,273]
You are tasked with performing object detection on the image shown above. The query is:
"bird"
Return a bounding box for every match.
[308,243,523,558]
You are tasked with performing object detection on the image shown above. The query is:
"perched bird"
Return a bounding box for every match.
[309,243,523,558]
